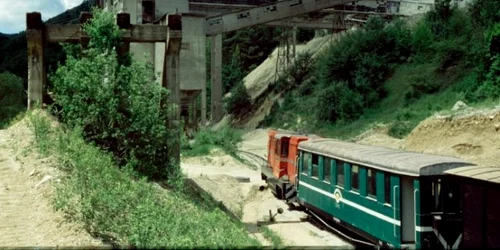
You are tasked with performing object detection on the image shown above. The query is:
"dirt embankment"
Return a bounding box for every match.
[357,105,500,167]
[402,108,500,167]
[0,117,105,247]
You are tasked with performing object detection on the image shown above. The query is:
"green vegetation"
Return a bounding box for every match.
[50,8,178,181]
[0,72,25,128]
[261,0,500,139]
[26,111,259,248]
[225,82,252,119]
[181,127,243,157]
[260,226,284,247]
[12,8,261,248]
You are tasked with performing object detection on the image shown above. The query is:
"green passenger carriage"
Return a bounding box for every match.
[295,139,475,249]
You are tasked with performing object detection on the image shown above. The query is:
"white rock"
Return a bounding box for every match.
[29,168,37,176]
[35,175,52,188]
[452,101,468,111]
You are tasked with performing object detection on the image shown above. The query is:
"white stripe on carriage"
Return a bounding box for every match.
[299,181,402,226]
[415,226,433,232]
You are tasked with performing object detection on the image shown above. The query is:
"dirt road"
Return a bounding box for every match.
[0,125,104,247]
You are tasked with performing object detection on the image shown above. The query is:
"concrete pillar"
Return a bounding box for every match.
[201,77,207,126]
[210,34,223,124]
[192,97,198,130]
[292,26,297,59]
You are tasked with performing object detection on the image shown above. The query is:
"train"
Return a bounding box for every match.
[261,129,500,249]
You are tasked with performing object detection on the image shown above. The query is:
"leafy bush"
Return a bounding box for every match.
[276,52,315,91]
[388,109,418,139]
[316,81,364,122]
[0,71,25,128]
[314,16,412,122]
[183,127,243,157]
[50,8,177,181]
[225,83,252,118]
[475,55,500,99]
[222,45,245,93]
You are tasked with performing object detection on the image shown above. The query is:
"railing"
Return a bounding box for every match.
[188,0,277,5]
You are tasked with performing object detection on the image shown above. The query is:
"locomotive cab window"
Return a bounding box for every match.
[281,138,289,157]
[367,169,376,198]
[311,154,319,178]
[302,152,311,175]
[351,165,359,191]
[323,158,331,183]
[337,161,344,187]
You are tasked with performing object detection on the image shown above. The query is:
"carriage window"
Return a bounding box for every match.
[312,154,318,166]
[323,158,331,183]
[337,161,344,186]
[312,164,319,178]
[311,154,319,178]
[384,174,391,205]
[367,169,376,197]
[302,153,311,175]
[351,165,359,191]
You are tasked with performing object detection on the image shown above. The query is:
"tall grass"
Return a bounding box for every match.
[26,111,260,248]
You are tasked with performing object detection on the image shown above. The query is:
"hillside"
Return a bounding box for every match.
[222,0,500,146]
[0,0,97,84]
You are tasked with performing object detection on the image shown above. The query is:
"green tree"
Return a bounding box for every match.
[0,72,25,128]
[50,8,178,181]
[222,45,245,93]
[225,83,251,118]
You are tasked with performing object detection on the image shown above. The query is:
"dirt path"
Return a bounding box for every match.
[0,127,104,247]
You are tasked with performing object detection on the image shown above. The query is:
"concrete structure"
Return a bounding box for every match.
[102,0,207,128]
[101,0,456,128]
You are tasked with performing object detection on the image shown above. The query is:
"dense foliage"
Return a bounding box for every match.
[0,0,96,88]
[0,72,25,128]
[50,8,179,181]
[261,0,500,138]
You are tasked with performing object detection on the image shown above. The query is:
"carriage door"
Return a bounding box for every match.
[401,176,416,243]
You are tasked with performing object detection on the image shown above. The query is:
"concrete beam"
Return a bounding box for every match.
[266,19,350,30]
[205,0,355,35]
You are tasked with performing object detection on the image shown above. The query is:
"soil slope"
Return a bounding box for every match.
[0,117,105,247]
[357,105,500,168]
[402,107,500,167]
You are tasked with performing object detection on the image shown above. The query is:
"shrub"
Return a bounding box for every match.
[225,83,252,118]
[316,81,364,122]
[50,8,178,181]
[0,71,25,128]
[314,16,412,123]
[183,127,243,157]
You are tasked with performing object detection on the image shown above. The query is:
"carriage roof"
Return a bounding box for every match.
[298,139,475,176]
[445,166,500,184]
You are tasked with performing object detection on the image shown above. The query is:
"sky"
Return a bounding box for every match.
[0,0,84,34]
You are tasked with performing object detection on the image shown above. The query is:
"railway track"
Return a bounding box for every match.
[236,149,269,170]
[236,149,376,249]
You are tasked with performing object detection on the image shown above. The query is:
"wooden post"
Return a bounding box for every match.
[163,14,182,165]
[26,12,45,110]
[117,13,131,63]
